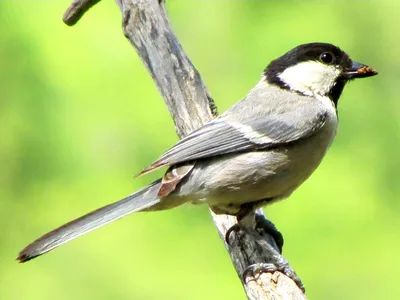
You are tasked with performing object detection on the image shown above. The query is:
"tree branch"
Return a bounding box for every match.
[63,0,101,26]
[63,0,307,298]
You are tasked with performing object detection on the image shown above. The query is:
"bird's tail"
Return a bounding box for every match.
[17,180,162,263]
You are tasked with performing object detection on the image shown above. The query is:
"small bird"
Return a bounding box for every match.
[18,43,377,262]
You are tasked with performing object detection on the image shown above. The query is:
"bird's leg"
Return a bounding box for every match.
[224,202,256,245]
[224,201,304,292]
[225,199,283,253]
[243,260,305,293]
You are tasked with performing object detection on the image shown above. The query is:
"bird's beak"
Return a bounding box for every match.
[342,61,378,79]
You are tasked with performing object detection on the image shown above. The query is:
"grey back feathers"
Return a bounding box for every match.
[141,82,329,175]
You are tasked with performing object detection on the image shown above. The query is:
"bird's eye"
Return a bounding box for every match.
[319,52,334,64]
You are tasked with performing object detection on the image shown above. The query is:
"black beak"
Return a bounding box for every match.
[342,61,378,79]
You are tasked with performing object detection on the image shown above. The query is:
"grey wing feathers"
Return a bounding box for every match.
[138,121,265,175]
[249,106,327,142]
[158,122,263,159]
[139,103,327,175]
[17,180,162,262]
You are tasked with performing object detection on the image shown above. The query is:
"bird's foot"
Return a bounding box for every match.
[242,261,305,293]
[225,215,283,252]
[225,223,244,245]
[225,214,304,293]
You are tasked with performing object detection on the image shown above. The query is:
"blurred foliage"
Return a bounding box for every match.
[0,0,399,299]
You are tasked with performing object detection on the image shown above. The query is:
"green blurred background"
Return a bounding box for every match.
[1,0,399,299]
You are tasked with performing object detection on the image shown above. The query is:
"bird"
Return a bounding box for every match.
[17,42,378,263]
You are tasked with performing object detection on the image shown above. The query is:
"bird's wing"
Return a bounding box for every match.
[138,102,327,176]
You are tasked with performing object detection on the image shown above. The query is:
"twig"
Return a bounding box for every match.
[63,0,101,26]
[63,0,307,298]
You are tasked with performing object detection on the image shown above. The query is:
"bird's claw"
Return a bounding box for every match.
[225,217,304,292]
[242,262,305,293]
[225,215,284,253]
[225,223,244,246]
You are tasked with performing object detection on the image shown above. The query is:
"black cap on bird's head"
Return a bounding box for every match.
[264,43,378,105]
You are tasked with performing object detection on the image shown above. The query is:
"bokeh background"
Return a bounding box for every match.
[1,0,399,299]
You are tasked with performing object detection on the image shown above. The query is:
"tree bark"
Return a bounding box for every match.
[63,1,308,299]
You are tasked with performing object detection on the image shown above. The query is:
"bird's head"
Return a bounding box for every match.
[264,43,378,104]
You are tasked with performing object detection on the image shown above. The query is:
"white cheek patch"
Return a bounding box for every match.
[278,61,341,97]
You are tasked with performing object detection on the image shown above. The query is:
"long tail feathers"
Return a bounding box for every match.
[17,180,162,263]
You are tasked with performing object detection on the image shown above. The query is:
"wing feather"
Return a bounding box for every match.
[138,102,327,176]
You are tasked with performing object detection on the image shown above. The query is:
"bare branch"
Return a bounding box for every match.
[213,213,307,299]
[63,0,101,26]
[118,0,218,137]
[64,0,307,298]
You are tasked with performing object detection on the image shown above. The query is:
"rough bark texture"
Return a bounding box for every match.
[63,0,308,299]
